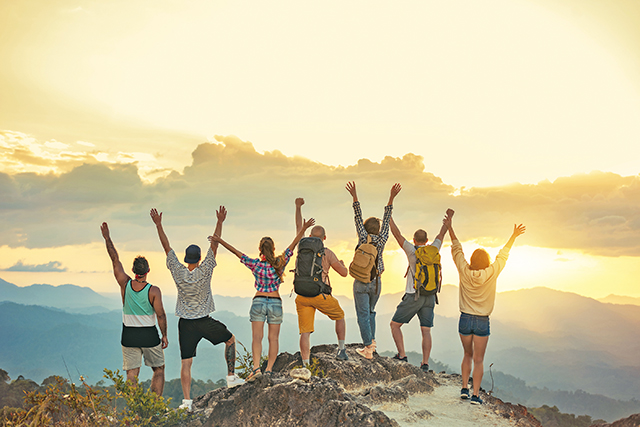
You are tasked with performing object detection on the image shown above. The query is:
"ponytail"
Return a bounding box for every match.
[259,237,287,278]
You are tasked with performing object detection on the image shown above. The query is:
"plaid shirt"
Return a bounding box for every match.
[240,248,293,293]
[353,201,393,275]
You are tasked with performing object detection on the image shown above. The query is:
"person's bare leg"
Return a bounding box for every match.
[181,358,193,399]
[459,334,474,390]
[150,365,165,395]
[266,323,281,371]
[335,318,346,341]
[251,322,264,370]
[390,321,406,358]
[300,332,311,362]
[471,335,489,396]
[126,368,140,385]
[225,335,236,375]
[420,326,432,366]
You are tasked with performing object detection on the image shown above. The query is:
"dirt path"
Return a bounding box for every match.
[368,374,521,427]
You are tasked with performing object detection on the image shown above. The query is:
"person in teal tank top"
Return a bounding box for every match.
[101,222,168,396]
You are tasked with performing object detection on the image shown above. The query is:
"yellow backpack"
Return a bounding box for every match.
[411,245,442,300]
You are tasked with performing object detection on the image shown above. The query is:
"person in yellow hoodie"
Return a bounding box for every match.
[443,216,526,405]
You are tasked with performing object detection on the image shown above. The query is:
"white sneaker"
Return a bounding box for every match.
[178,399,192,412]
[226,374,245,388]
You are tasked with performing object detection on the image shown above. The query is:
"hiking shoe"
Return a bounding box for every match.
[226,374,245,388]
[355,344,375,360]
[420,363,429,373]
[470,395,483,405]
[392,354,408,362]
[336,348,349,361]
[460,388,470,399]
[178,399,192,412]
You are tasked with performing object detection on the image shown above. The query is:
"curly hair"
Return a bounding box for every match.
[132,256,150,276]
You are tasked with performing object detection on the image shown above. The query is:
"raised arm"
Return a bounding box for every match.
[295,198,304,233]
[211,206,227,257]
[100,222,130,289]
[209,235,243,259]
[287,218,316,252]
[389,216,405,247]
[443,215,458,242]
[504,224,526,249]
[149,286,168,349]
[434,209,455,242]
[150,208,171,255]
[345,181,358,203]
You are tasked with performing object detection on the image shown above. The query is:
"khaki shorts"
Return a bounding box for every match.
[295,294,345,334]
[122,343,165,371]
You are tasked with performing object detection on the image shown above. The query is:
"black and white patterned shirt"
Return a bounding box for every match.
[353,201,393,275]
[166,247,217,319]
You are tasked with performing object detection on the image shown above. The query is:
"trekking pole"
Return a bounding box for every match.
[488,363,494,396]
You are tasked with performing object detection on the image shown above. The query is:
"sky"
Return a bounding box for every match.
[1,0,639,300]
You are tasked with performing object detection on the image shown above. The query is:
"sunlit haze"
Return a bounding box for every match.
[1,0,639,300]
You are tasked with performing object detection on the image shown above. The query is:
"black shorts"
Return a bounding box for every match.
[178,316,233,359]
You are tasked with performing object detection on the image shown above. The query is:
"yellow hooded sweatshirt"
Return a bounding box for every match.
[451,240,510,317]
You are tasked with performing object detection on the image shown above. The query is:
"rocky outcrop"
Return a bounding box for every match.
[484,391,544,427]
[591,413,640,427]
[180,344,543,427]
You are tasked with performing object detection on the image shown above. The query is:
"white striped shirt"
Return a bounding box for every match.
[166,247,217,319]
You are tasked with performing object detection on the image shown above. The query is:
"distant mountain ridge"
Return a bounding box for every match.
[598,294,640,306]
[2,277,640,421]
[0,278,121,313]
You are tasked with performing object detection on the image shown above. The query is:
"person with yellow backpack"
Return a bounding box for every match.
[345,181,401,359]
[388,208,454,372]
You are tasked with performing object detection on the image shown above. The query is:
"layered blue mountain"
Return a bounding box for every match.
[2,278,640,421]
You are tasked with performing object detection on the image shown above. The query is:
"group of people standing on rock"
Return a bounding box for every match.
[100,181,525,411]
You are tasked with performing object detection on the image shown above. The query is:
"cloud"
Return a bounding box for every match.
[0,133,639,256]
[3,260,67,272]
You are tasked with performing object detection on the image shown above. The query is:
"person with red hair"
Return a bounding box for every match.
[444,216,525,405]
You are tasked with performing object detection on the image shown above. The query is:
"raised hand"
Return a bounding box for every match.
[295,198,305,207]
[390,183,402,198]
[150,208,163,226]
[100,222,110,239]
[302,218,315,229]
[446,208,455,219]
[512,224,526,238]
[216,206,227,222]
[345,181,358,202]
[208,234,221,243]
[388,183,402,204]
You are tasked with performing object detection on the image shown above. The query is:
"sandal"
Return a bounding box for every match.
[247,367,262,382]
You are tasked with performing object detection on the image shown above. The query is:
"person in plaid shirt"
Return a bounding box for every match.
[211,215,315,381]
[345,181,402,360]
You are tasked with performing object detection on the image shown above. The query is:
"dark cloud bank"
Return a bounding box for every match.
[1,135,639,256]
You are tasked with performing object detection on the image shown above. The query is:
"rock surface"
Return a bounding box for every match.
[179,344,543,427]
[591,413,640,427]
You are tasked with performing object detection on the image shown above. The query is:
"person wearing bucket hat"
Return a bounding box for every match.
[150,206,244,412]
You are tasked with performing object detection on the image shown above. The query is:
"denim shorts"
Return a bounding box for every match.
[458,312,490,337]
[250,296,283,324]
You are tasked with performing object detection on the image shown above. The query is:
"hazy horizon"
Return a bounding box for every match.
[2,0,640,299]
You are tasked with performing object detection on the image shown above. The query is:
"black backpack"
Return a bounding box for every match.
[293,237,331,297]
